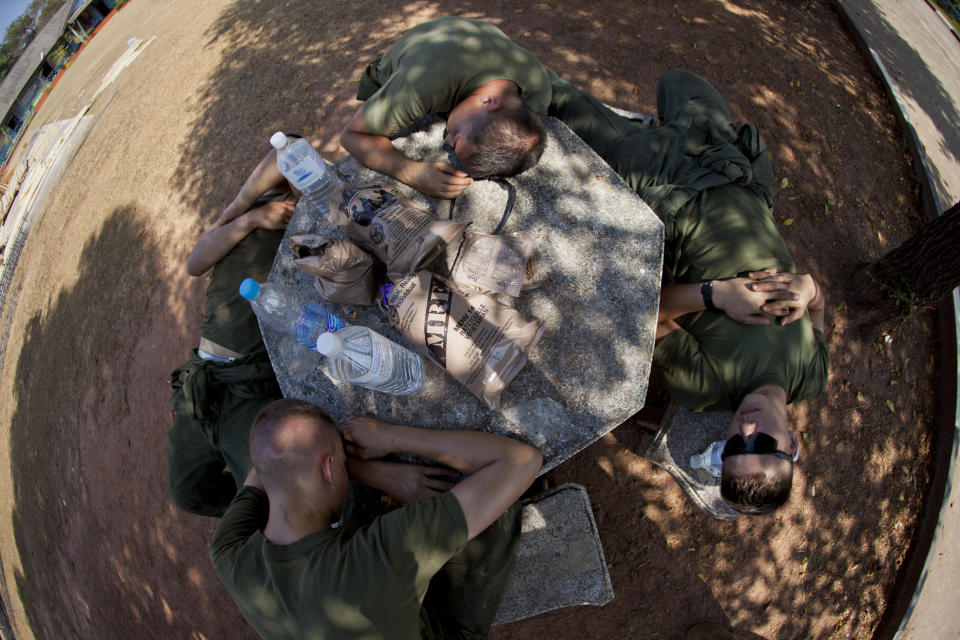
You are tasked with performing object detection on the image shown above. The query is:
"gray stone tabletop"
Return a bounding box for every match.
[265,116,663,473]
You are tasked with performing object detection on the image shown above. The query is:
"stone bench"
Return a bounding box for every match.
[641,403,738,521]
[494,483,613,625]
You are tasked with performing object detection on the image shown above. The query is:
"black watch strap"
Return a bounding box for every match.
[700,281,719,312]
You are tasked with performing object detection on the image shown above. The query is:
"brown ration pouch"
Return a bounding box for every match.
[289,234,378,306]
[328,182,468,281]
[386,271,545,410]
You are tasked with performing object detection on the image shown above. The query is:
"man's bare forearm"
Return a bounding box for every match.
[220,149,287,221]
[384,425,541,538]
[371,424,536,475]
[342,417,542,539]
[340,128,417,185]
[657,283,705,338]
[186,211,258,276]
[658,283,705,323]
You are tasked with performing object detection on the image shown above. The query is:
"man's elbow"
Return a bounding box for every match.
[338,126,351,153]
[513,442,543,478]
[185,254,206,278]
[339,120,363,156]
[656,318,679,341]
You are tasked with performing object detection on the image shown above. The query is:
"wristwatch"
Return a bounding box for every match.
[700,281,719,312]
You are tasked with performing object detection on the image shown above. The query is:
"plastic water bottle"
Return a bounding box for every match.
[315,326,424,395]
[239,279,347,349]
[293,302,349,349]
[690,440,725,478]
[270,131,336,208]
[239,278,304,335]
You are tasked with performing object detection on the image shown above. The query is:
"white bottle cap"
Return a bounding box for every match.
[315,331,342,357]
[270,131,289,149]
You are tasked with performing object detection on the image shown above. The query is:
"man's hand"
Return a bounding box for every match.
[339,416,396,460]
[711,277,798,325]
[247,200,295,230]
[341,107,472,200]
[379,462,459,504]
[386,463,458,503]
[746,269,823,326]
[397,161,473,199]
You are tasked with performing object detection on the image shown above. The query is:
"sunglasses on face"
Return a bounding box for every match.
[721,433,794,462]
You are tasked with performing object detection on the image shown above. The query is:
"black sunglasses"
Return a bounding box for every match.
[721,433,794,462]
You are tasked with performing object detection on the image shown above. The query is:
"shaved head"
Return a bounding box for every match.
[249,399,341,492]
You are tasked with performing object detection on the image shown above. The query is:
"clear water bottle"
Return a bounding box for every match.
[270,132,336,208]
[239,279,346,350]
[239,278,304,335]
[690,440,725,478]
[315,326,424,395]
[293,302,349,349]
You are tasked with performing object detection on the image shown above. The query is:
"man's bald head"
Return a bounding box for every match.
[249,399,342,493]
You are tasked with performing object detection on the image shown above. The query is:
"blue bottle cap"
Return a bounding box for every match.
[379,283,393,307]
[238,278,260,300]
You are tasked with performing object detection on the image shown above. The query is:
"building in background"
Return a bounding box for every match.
[0,0,120,168]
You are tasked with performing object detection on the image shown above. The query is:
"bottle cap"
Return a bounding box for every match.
[269,131,288,149]
[315,331,342,357]
[238,278,260,300]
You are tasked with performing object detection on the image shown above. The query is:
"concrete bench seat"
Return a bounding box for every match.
[494,483,613,625]
[641,403,738,521]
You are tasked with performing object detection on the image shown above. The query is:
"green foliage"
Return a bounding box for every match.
[0,0,67,83]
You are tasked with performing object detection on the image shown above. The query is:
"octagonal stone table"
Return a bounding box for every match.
[264,116,663,473]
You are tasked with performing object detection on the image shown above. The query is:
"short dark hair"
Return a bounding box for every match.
[464,105,546,178]
[720,463,793,515]
[249,399,336,483]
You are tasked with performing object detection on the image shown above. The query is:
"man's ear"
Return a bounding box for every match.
[320,454,337,486]
[481,95,502,111]
[788,431,800,457]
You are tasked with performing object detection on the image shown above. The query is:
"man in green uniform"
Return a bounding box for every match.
[210,398,542,640]
[340,16,551,199]
[166,148,296,517]
[547,69,828,514]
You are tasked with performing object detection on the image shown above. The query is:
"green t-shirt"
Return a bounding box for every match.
[359,17,551,137]
[668,184,794,283]
[654,313,829,412]
[200,193,291,355]
[210,487,469,640]
[654,184,829,411]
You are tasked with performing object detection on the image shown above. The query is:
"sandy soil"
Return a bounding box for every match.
[0,1,935,639]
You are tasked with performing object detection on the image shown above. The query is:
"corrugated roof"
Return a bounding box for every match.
[0,2,74,122]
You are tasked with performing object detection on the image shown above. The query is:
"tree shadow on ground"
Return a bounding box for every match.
[7,206,257,639]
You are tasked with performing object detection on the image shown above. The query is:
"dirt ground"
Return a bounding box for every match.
[0,1,937,639]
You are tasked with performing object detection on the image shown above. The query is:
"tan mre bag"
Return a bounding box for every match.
[328,182,468,281]
[290,234,378,306]
[384,271,545,410]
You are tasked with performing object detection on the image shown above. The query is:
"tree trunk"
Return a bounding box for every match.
[851,200,960,330]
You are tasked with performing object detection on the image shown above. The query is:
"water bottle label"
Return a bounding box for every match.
[350,333,393,386]
[281,143,326,190]
[326,315,346,332]
[292,158,324,189]
[292,166,315,184]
